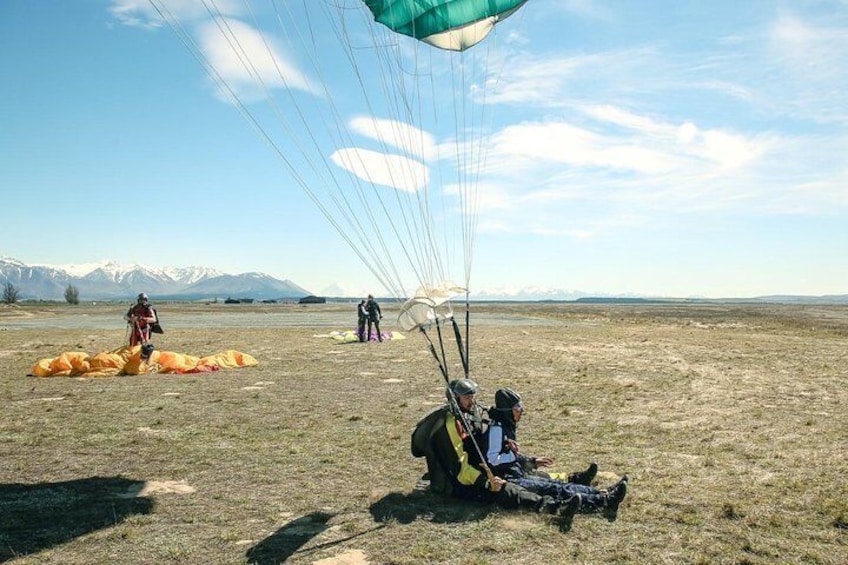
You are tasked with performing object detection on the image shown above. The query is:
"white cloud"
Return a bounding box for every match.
[582,105,669,135]
[766,11,848,123]
[330,148,429,193]
[110,0,847,251]
[466,101,842,241]
[485,47,662,107]
[110,0,244,29]
[348,116,437,161]
[677,122,698,144]
[463,181,513,210]
[490,121,676,174]
[110,2,318,101]
[698,130,767,170]
[196,19,318,100]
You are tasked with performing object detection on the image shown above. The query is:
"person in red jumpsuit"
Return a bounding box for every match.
[125,293,156,347]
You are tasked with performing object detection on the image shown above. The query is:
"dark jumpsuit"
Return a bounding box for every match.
[420,405,554,512]
[365,298,382,341]
[485,416,608,512]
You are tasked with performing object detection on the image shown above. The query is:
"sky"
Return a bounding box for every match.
[1,0,847,299]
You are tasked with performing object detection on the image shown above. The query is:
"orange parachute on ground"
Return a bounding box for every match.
[30,346,258,377]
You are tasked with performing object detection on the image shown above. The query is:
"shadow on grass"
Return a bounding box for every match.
[369,490,493,525]
[0,476,154,563]
[246,512,334,565]
[245,491,488,564]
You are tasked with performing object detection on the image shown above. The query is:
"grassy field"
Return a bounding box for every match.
[1,302,846,564]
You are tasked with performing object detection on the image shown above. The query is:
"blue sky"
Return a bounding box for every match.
[2,0,846,298]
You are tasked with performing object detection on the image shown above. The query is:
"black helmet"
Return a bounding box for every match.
[495,388,522,411]
[137,293,149,302]
[449,378,479,396]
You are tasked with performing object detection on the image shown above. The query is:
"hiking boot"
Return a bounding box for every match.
[568,462,598,486]
[538,495,560,515]
[558,495,580,532]
[605,474,629,495]
[602,475,628,521]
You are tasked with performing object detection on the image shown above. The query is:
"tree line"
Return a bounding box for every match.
[2,282,80,305]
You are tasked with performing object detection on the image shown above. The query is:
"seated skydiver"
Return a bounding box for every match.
[484,388,629,521]
[411,378,580,530]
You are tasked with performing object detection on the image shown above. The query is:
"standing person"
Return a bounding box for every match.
[125,293,157,357]
[356,299,368,342]
[365,294,382,342]
[411,379,580,530]
[484,388,628,522]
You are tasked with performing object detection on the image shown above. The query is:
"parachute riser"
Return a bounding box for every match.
[464,292,470,375]
[451,316,469,378]
[421,320,500,492]
[419,326,450,382]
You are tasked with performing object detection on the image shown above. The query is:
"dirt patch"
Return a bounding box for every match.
[117,480,196,498]
[312,549,370,565]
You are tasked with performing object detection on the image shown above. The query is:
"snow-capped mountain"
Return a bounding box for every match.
[161,266,223,285]
[0,257,310,301]
[472,285,594,301]
[0,256,70,299]
[5,257,846,304]
[35,260,223,285]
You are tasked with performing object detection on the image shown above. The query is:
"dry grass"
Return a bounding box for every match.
[1,302,846,564]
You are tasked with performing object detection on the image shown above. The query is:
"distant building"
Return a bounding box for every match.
[298,295,326,304]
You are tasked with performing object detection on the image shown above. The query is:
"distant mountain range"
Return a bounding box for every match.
[471,286,848,304]
[0,257,312,301]
[2,257,845,304]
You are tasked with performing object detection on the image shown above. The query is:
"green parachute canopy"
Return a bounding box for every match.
[362,0,529,51]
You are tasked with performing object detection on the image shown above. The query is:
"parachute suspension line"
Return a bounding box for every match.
[465,290,471,372]
[446,44,481,295]
[407,35,447,288]
[146,1,322,214]
[418,326,449,382]
[364,21,441,292]
[448,51,468,290]
[364,14,455,294]
[356,6,467,298]
[435,316,448,366]
[450,315,469,378]
[154,1,505,306]
[269,0,426,299]
[229,0,422,300]
[464,40,487,291]
[462,34,493,294]
[422,323,488,489]
[466,25,512,292]
[327,4,423,298]
[422,323,493,485]
[423,44,453,288]
[353,1,457,294]
[428,317,497,489]
[164,0,415,304]
[150,0,406,299]
[265,5,417,299]
[322,2,484,299]
[267,0,412,299]
[318,2,440,299]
